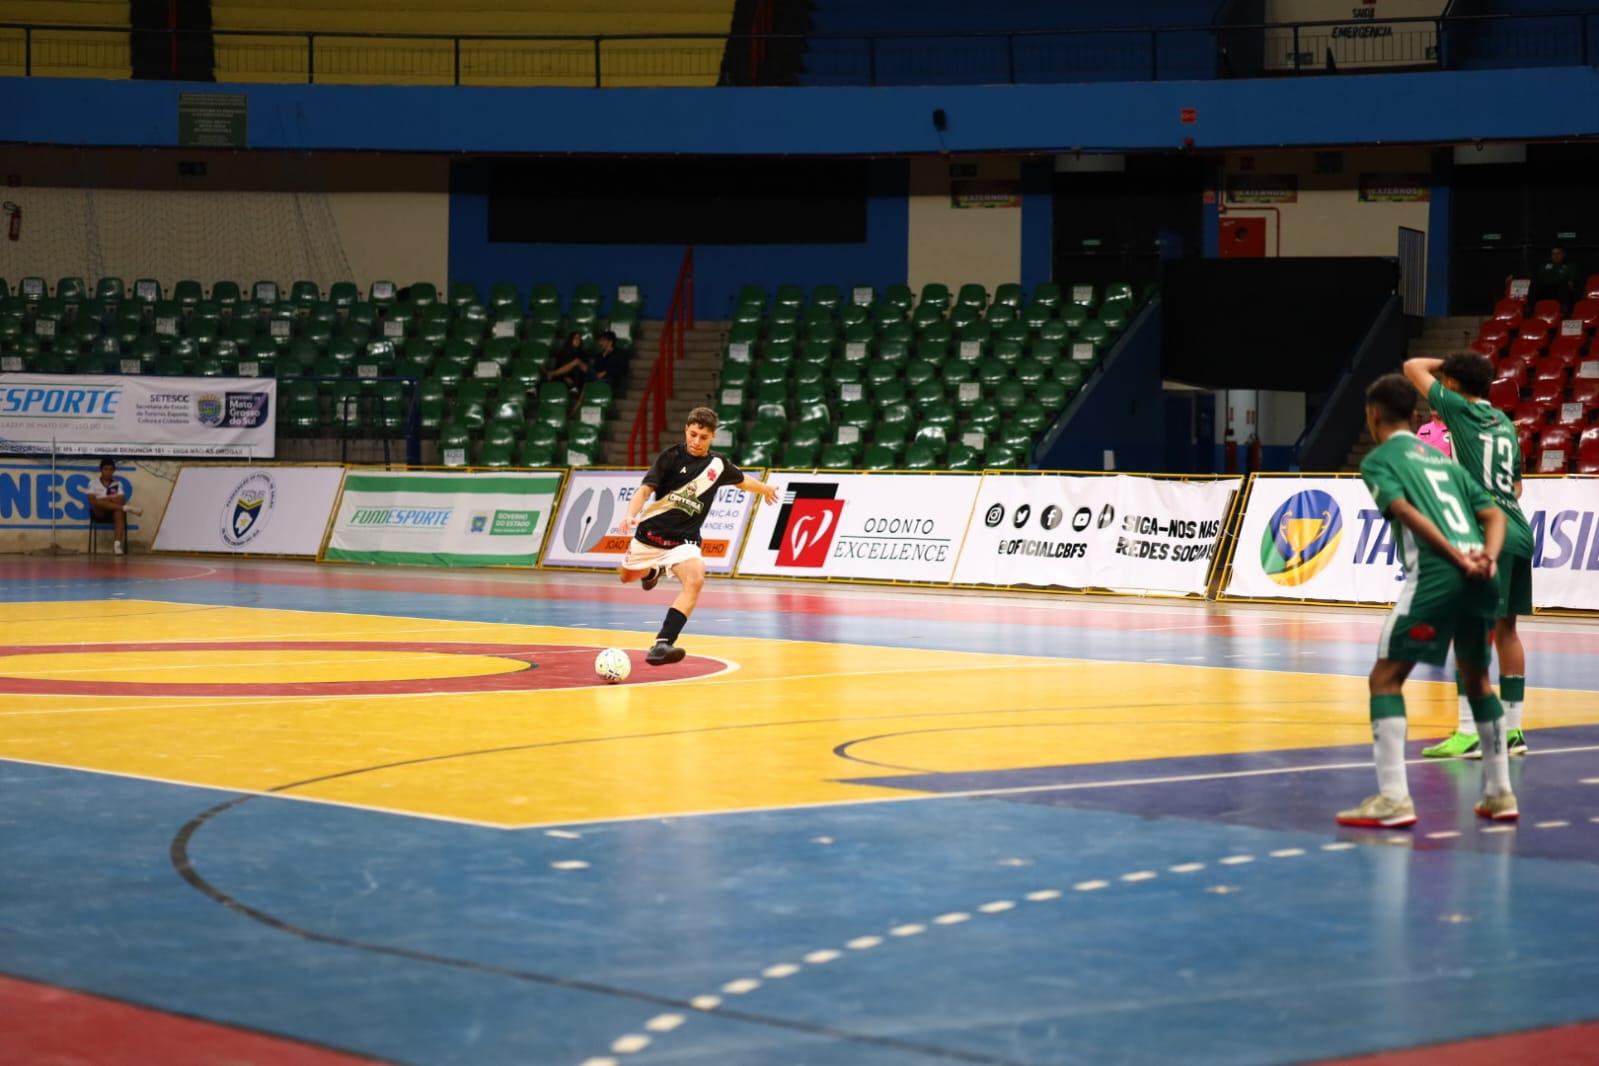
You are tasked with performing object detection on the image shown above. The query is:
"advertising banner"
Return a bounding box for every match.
[953,475,1241,595]
[1222,475,1599,612]
[323,470,562,568]
[737,472,982,583]
[540,468,759,574]
[0,456,177,554]
[0,374,276,458]
[152,465,344,557]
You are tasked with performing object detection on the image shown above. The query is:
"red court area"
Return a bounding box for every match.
[0,640,727,696]
[0,975,382,1066]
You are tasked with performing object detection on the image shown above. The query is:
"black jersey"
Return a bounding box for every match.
[636,444,744,547]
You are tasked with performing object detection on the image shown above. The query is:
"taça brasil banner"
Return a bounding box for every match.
[953,474,1241,595]
[153,465,345,556]
[0,374,276,458]
[0,456,177,553]
[323,469,562,567]
[1222,475,1599,611]
[737,472,983,583]
[540,468,761,574]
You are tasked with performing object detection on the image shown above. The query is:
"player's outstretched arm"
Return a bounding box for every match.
[738,475,781,507]
[617,483,655,535]
[1402,357,1444,395]
[1387,497,1479,575]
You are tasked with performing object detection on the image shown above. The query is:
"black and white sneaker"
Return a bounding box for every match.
[645,640,685,666]
[641,567,663,592]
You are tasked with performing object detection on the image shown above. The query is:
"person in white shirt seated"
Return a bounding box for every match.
[87,457,142,555]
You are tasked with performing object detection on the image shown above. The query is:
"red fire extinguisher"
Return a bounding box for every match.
[3,202,19,241]
[1223,426,1238,473]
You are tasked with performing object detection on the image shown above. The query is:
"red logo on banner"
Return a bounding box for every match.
[777,499,844,567]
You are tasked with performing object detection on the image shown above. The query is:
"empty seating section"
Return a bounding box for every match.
[0,276,642,469]
[0,0,130,79]
[212,0,737,87]
[716,279,1146,471]
[1479,276,1599,473]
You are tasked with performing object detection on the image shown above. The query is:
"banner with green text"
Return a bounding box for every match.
[322,469,562,568]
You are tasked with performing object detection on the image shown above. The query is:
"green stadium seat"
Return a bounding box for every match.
[820,442,857,469]
[1031,340,1063,366]
[985,304,1017,325]
[912,423,948,457]
[1098,304,1130,333]
[882,285,914,313]
[1015,358,1047,387]
[1079,320,1111,350]
[838,303,870,329]
[948,305,979,330]
[774,284,805,310]
[946,443,979,471]
[902,443,938,470]
[1034,380,1070,411]
[1060,305,1089,333]
[519,442,556,467]
[976,359,1008,389]
[873,379,909,408]
[1020,302,1053,332]
[903,359,937,388]
[984,443,1024,469]
[861,444,896,470]
[919,283,950,311]
[781,443,818,467]
[1032,283,1062,310]
[994,381,1026,413]
[940,360,974,387]
[1016,402,1049,434]
[911,303,945,329]
[417,379,446,433]
[488,283,521,314]
[878,402,914,430]
[1104,281,1136,304]
[811,285,841,313]
[528,283,560,313]
[956,283,987,310]
[56,277,86,304]
[409,282,439,308]
[740,442,775,467]
[525,422,561,452]
[580,380,614,413]
[992,340,1024,366]
[992,283,1024,310]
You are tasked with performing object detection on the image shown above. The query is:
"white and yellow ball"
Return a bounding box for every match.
[594,648,632,684]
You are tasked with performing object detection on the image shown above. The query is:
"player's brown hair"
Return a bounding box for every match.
[1366,373,1417,425]
[685,407,718,431]
[1440,351,1492,399]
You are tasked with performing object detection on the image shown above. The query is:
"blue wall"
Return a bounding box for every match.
[6,67,1599,154]
[448,160,909,320]
[1036,299,1166,472]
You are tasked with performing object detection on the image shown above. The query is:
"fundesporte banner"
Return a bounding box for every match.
[0,374,276,458]
[737,472,983,583]
[953,475,1241,595]
[540,468,760,574]
[322,469,562,568]
[153,465,345,557]
[1222,475,1599,611]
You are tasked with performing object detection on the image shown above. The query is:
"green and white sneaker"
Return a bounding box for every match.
[1507,730,1528,756]
[1422,731,1481,759]
[1336,793,1418,829]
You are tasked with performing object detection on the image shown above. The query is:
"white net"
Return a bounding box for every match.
[0,185,354,292]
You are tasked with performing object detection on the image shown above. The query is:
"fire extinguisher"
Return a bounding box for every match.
[2,202,19,241]
[1223,426,1237,473]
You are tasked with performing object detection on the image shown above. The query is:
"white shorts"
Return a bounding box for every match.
[622,538,702,578]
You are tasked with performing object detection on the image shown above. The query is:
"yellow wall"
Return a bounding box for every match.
[906,156,1022,298]
[1221,148,1431,259]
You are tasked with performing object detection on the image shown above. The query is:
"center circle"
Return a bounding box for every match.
[0,649,529,686]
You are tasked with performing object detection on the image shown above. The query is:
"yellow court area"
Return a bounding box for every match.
[3,599,1596,829]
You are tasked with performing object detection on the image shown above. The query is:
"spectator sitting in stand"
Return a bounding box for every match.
[586,330,629,399]
[545,331,589,394]
[87,457,142,556]
[1532,245,1582,309]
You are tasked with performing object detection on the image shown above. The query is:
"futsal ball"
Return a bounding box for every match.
[595,648,632,684]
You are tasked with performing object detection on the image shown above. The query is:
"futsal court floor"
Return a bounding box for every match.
[2,555,1598,1066]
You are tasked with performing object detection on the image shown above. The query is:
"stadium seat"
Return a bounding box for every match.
[1491,298,1524,325]
[1531,378,1563,407]
[1549,336,1584,363]
[1577,427,1599,473]
[1531,300,1563,328]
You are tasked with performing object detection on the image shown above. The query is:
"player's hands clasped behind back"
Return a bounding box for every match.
[1459,549,1497,581]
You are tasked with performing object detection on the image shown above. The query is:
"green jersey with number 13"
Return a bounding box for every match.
[1428,380,1535,560]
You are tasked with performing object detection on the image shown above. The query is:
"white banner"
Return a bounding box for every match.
[323,469,562,568]
[954,475,1241,595]
[153,465,345,557]
[540,468,759,574]
[1222,475,1599,612]
[737,472,982,583]
[0,374,276,458]
[0,457,177,554]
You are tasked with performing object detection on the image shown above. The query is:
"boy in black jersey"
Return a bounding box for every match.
[619,407,779,665]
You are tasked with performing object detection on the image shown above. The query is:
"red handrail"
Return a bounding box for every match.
[628,246,694,464]
[749,0,774,85]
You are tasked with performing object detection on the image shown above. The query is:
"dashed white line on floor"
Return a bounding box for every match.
[645,1015,685,1033]
[1322,842,1357,851]
[1219,855,1255,866]
[1426,831,1461,839]
[1074,879,1110,891]
[933,912,971,925]
[761,963,801,979]
[846,936,882,950]
[890,923,926,937]
[803,949,841,965]
[545,829,582,840]
[1026,889,1062,901]
[1268,848,1305,858]
[979,900,1016,914]
[721,978,761,994]
[689,996,721,1011]
[611,1034,650,1054]
[550,860,589,870]
[1121,870,1158,882]
[1480,825,1517,834]
[1534,820,1570,829]
[1169,862,1205,873]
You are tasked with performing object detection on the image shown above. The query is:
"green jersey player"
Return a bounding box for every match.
[1404,352,1534,759]
[1338,374,1517,828]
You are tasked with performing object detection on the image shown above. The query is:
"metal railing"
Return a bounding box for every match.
[628,248,693,466]
[0,11,1594,87]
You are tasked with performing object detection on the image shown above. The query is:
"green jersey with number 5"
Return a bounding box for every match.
[1361,431,1497,582]
[1428,380,1535,560]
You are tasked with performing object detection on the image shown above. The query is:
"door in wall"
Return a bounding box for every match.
[1219,217,1266,258]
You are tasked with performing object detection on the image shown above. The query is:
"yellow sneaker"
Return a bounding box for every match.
[1474,791,1519,822]
[1336,793,1417,828]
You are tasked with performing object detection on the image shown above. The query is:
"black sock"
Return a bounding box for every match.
[657,608,688,645]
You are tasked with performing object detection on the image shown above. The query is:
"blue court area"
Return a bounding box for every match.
[2,557,1598,1065]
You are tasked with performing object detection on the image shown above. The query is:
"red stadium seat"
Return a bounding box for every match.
[1517,425,1536,466]
[1477,321,1511,347]
[1532,356,1570,384]
[1531,299,1563,328]
[1578,427,1599,473]
[1586,275,1599,300]
[1572,297,1599,327]
[1470,338,1501,359]
[1517,320,1549,344]
[1539,426,1573,452]
[1572,377,1599,405]
[1548,335,1584,363]
[1493,352,1532,383]
[1537,447,1571,473]
[1489,378,1522,411]
[1511,401,1545,428]
[1553,397,1594,434]
[1491,298,1524,325]
[1531,377,1563,406]
[1508,337,1544,361]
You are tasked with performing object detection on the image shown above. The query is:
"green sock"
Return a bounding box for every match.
[1454,669,1474,734]
[1469,693,1511,793]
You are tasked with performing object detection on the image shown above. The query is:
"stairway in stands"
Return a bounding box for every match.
[601,320,727,464]
[1342,315,1482,471]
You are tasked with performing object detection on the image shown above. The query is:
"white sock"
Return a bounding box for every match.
[1456,695,1477,735]
[1478,718,1512,795]
[1503,701,1523,734]
[1375,718,1409,800]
